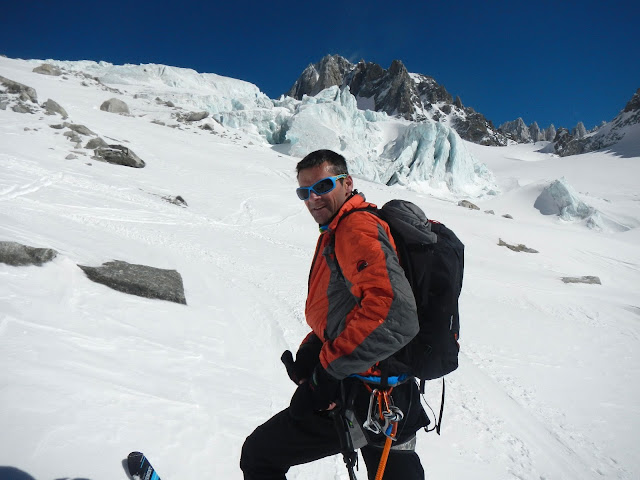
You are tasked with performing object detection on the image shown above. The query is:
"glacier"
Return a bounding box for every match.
[32,59,495,197]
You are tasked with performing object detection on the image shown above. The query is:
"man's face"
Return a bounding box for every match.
[297,162,353,225]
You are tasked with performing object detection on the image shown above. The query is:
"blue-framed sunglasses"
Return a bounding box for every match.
[296,174,347,201]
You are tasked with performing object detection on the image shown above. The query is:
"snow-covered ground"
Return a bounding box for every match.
[1,56,639,480]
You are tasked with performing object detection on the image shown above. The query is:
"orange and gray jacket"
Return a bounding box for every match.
[304,193,419,380]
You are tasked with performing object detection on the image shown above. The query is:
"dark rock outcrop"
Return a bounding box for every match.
[43,99,68,118]
[287,54,353,99]
[0,76,38,103]
[623,88,640,113]
[498,118,531,143]
[11,103,37,114]
[93,145,145,168]
[100,98,130,114]
[529,122,544,142]
[561,276,601,285]
[452,111,504,146]
[0,241,57,266]
[78,260,187,304]
[458,200,480,210]
[184,111,209,122]
[572,121,587,139]
[85,137,109,149]
[64,131,82,143]
[33,64,63,76]
[544,124,557,141]
[162,195,188,207]
[498,238,538,253]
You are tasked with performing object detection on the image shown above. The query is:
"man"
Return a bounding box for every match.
[240,150,428,479]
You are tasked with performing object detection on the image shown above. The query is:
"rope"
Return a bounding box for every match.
[374,422,398,480]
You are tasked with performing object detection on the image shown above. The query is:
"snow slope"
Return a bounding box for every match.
[1,57,639,480]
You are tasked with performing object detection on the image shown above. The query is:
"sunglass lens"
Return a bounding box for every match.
[313,178,335,195]
[296,188,310,200]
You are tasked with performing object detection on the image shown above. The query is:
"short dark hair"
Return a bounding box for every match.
[296,149,349,177]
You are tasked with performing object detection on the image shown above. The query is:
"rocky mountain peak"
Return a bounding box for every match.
[498,118,531,143]
[284,54,506,146]
[550,88,640,157]
[623,88,640,113]
[286,54,352,99]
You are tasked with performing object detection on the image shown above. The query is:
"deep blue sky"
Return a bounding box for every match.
[2,0,638,130]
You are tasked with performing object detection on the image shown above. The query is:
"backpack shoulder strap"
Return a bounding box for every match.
[334,205,381,230]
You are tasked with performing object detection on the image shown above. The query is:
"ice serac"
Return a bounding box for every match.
[284,86,383,181]
[533,177,629,231]
[379,121,495,196]
[282,85,495,196]
[534,178,594,220]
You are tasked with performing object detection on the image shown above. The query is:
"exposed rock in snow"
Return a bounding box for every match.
[561,275,601,285]
[498,238,538,253]
[0,75,38,103]
[0,241,57,266]
[78,260,187,304]
[93,145,145,168]
[100,98,130,114]
[43,98,68,118]
[458,200,480,210]
[66,123,96,136]
[162,195,188,207]
[85,137,109,149]
[183,111,209,122]
[32,63,63,76]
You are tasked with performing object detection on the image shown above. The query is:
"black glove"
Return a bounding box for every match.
[289,364,340,419]
[281,339,321,385]
[309,364,340,410]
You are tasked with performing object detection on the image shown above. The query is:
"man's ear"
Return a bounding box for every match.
[344,175,354,195]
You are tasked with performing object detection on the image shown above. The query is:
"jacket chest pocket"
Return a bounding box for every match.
[322,240,358,340]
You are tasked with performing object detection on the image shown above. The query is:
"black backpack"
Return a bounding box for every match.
[336,199,464,430]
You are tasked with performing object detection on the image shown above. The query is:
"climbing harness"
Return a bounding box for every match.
[333,375,410,480]
[362,385,404,480]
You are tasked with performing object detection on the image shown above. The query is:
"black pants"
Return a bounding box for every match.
[240,381,427,480]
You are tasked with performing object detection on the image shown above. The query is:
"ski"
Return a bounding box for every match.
[127,451,161,480]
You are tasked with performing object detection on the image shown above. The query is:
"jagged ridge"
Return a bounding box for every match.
[286,54,507,146]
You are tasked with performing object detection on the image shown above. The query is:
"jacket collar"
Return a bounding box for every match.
[320,191,367,233]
